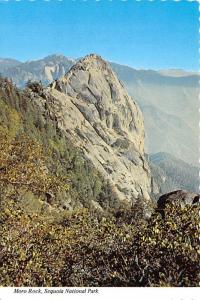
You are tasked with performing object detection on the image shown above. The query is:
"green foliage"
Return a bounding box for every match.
[0,100,21,138]
[0,201,199,287]
[0,132,59,193]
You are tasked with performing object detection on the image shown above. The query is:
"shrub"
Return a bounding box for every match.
[0,201,199,287]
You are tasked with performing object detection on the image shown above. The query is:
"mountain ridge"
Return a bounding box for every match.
[1,54,198,86]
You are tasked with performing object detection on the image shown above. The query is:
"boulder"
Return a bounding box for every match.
[157,190,199,217]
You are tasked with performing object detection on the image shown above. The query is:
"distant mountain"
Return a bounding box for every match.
[149,152,199,198]
[0,58,21,72]
[2,54,75,87]
[158,69,199,78]
[1,54,198,165]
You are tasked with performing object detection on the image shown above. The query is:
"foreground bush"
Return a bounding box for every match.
[0,200,199,287]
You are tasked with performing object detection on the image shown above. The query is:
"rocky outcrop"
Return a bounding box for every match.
[35,54,152,210]
[157,190,200,217]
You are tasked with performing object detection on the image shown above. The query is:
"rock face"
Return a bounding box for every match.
[39,54,152,208]
[158,190,200,207]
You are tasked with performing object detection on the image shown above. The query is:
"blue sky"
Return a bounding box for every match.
[0,0,198,70]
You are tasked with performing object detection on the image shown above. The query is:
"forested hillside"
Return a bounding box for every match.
[149,152,199,197]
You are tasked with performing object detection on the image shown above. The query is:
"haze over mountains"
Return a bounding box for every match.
[111,63,199,166]
[0,54,198,168]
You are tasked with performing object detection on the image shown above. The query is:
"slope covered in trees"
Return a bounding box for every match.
[149,152,199,197]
